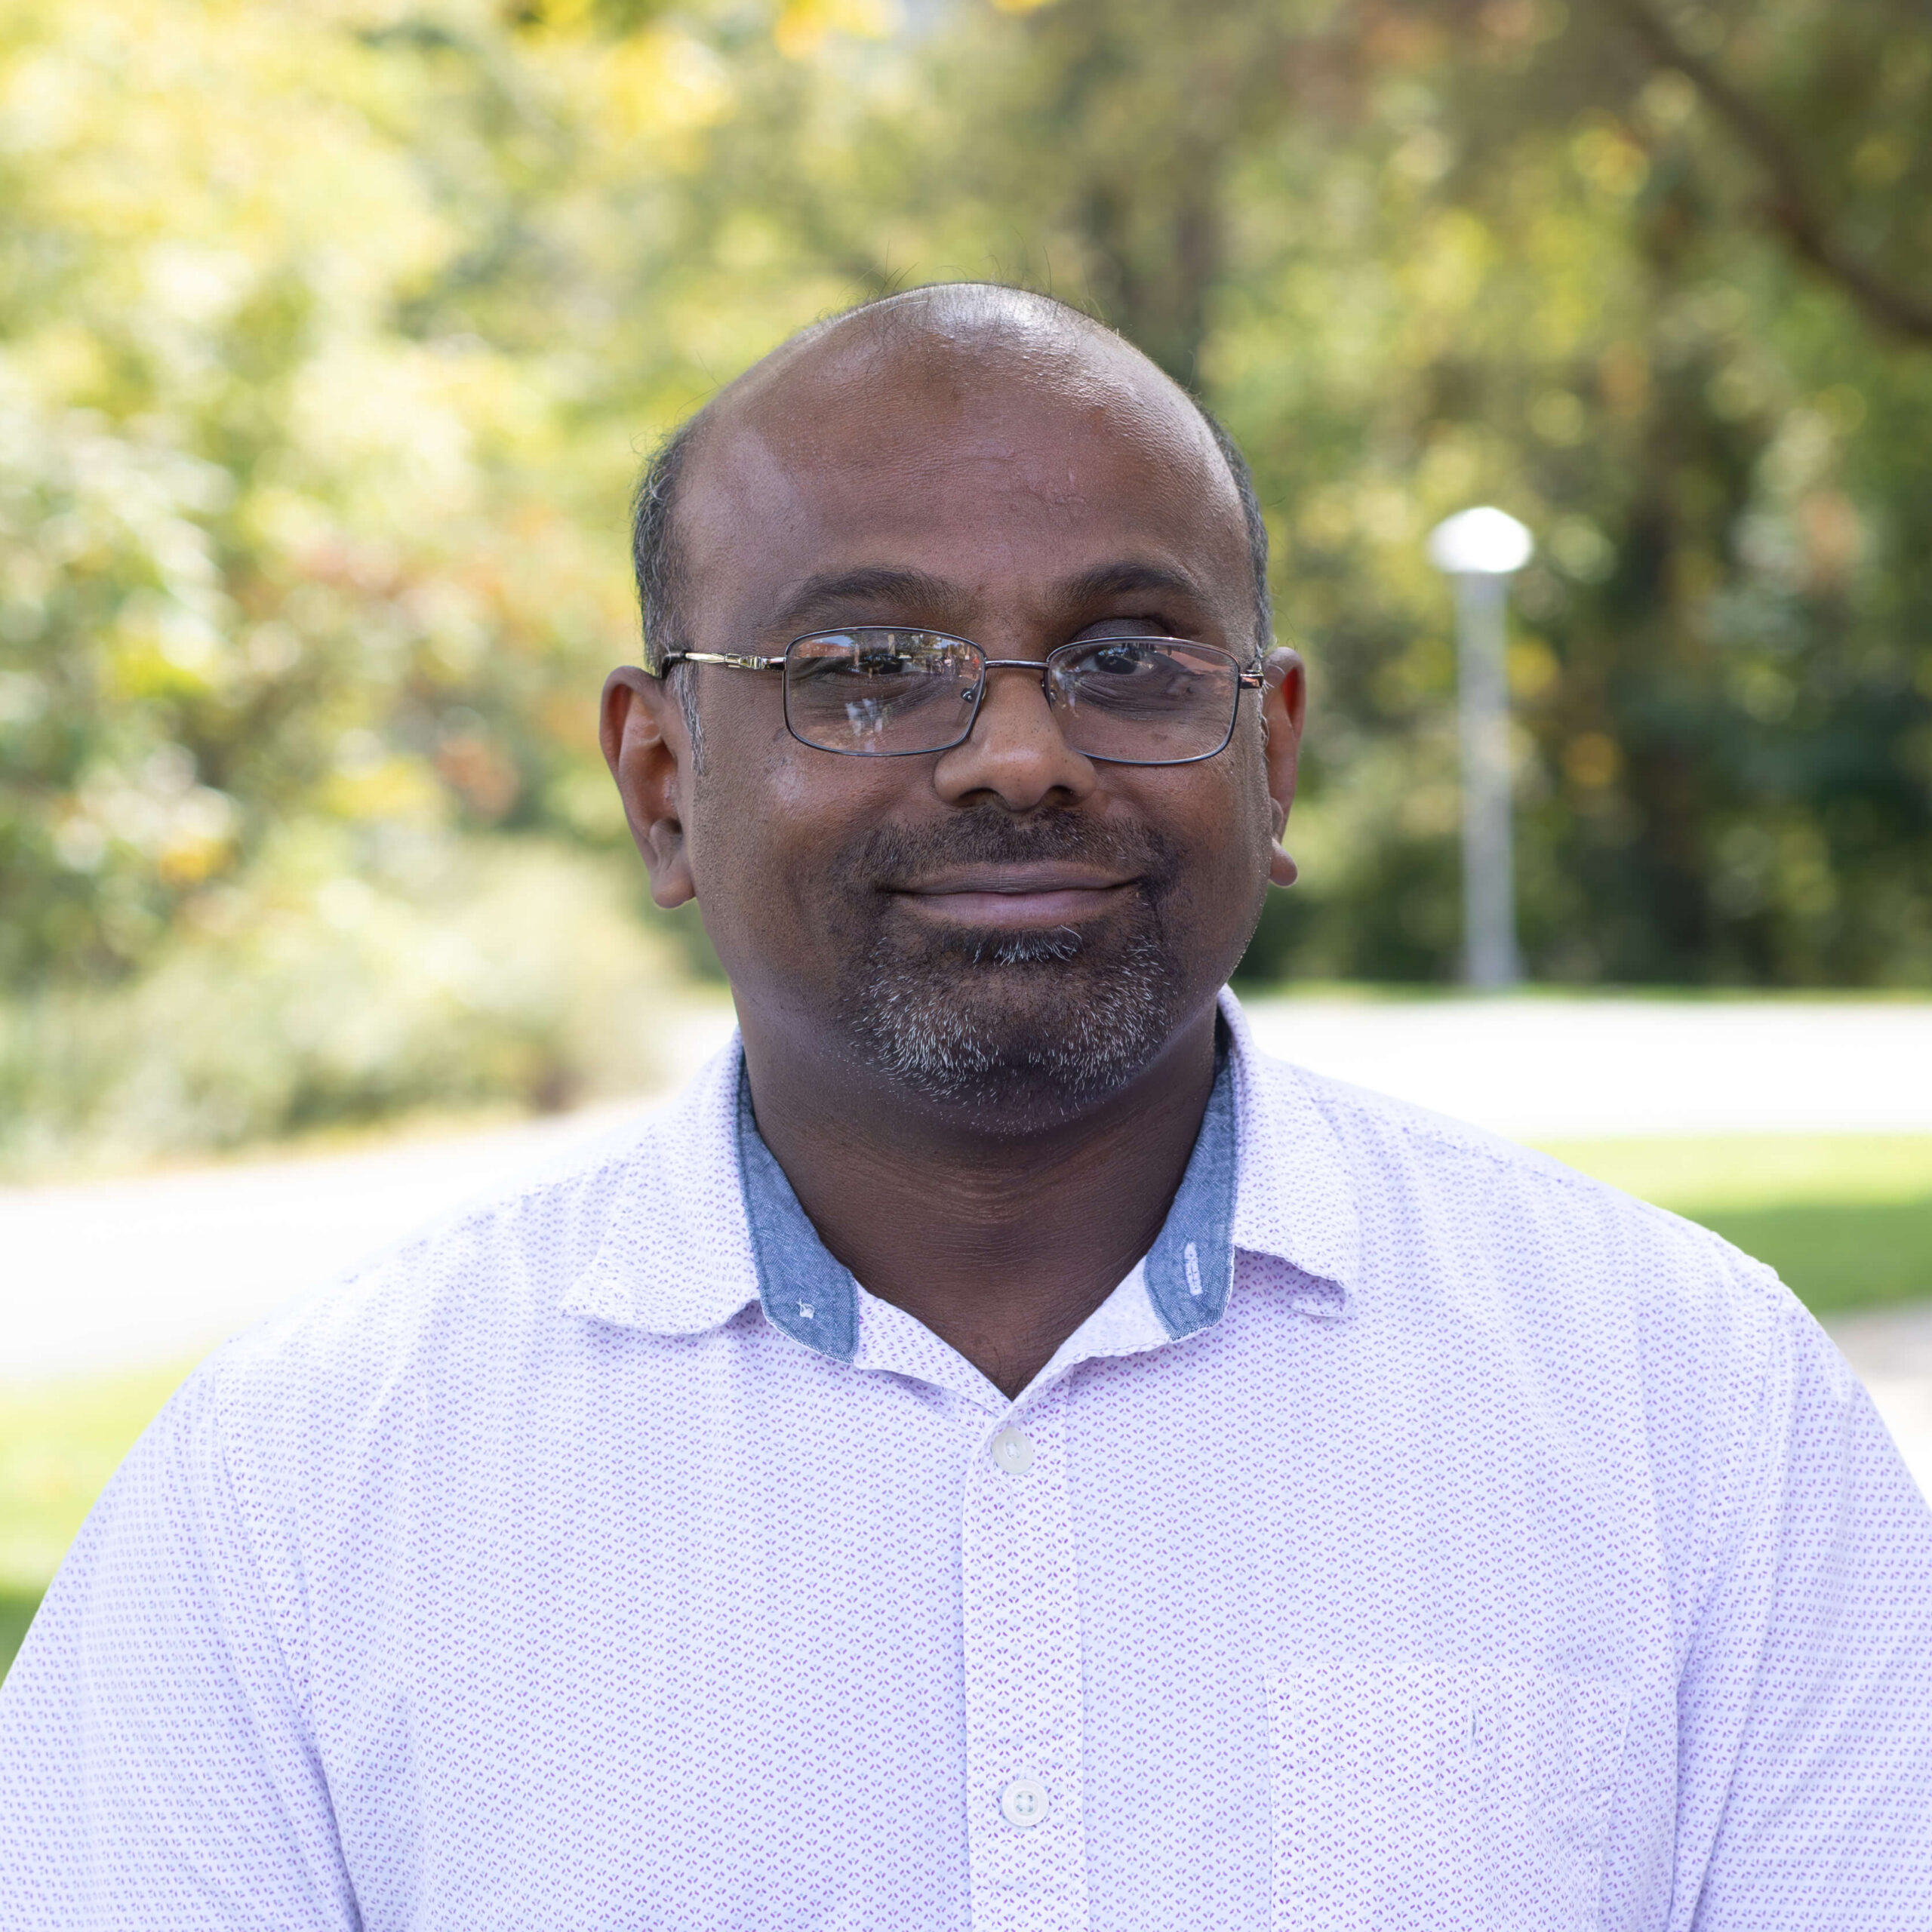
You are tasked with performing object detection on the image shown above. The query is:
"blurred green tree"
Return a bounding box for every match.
[536,0,1932,984]
[2,0,1930,1163]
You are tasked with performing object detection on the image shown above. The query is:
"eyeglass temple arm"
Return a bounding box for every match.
[649,650,779,675]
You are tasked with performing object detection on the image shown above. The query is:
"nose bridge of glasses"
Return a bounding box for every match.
[974,655,1060,689]
[967,656,1080,729]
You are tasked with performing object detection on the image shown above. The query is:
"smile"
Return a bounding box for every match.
[893,865,1138,930]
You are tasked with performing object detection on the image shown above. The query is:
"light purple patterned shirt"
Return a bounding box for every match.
[4,989,1930,1930]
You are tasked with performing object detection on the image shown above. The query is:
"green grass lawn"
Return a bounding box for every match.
[5,1133,1931,1684]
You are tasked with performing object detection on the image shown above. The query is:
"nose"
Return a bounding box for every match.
[930,660,1097,812]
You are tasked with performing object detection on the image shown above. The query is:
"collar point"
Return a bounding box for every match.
[1237,1247,1353,1321]
[561,1260,753,1338]
[1287,1288,1353,1321]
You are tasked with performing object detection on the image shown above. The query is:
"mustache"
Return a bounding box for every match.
[833,809,1185,894]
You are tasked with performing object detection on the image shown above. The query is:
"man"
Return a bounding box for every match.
[2,283,1929,1929]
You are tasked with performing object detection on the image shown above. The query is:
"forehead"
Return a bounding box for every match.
[675,323,1251,631]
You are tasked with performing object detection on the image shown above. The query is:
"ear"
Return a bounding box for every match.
[1259,645,1307,888]
[600,666,699,909]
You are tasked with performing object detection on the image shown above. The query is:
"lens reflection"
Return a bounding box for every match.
[786,630,980,752]
[780,629,1241,762]
[1052,638,1238,764]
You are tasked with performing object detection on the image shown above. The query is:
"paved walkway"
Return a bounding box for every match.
[5,992,1930,1491]
[1825,1305,1932,1501]
[1236,994,1932,1139]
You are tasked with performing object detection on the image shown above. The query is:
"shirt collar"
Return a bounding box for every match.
[1218,986,1359,1318]
[746,1032,1243,1364]
[563,986,1357,1345]
[561,1040,760,1337]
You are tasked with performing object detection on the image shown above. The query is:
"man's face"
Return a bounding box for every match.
[606,323,1303,1121]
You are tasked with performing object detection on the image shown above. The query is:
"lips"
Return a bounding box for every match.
[894,863,1137,929]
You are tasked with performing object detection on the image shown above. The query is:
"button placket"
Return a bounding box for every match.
[960,1383,1090,1932]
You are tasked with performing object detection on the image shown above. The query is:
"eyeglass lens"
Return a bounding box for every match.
[781,629,1242,763]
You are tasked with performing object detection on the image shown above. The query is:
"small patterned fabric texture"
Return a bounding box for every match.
[3,988,1931,1929]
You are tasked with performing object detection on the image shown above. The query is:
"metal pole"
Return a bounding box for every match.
[1452,571,1521,989]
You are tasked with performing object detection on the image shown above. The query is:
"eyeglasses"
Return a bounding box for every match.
[657,628,1263,765]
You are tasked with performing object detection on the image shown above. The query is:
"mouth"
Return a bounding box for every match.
[891,863,1139,931]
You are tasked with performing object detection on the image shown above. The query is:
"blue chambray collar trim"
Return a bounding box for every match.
[740,1035,1244,1364]
[565,986,1357,1342]
[735,1058,862,1360]
[1140,1029,1238,1341]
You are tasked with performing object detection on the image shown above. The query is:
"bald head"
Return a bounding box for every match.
[632,284,1271,677]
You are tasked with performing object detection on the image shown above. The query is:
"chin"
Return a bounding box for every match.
[837,920,1189,1118]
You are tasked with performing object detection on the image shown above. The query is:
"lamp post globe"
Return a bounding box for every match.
[1426,505,1534,577]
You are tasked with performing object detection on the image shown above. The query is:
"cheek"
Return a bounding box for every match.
[686,733,898,956]
[1164,753,1272,879]
[1226,729,1279,857]
[681,717,805,939]
[694,761,804,904]
[761,749,829,829]
[1147,761,1273,955]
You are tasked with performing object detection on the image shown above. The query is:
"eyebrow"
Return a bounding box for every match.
[765,558,1217,641]
[764,566,961,639]
[1055,559,1213,611]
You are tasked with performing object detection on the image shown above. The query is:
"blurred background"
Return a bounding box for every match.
[5,0,1932,1672]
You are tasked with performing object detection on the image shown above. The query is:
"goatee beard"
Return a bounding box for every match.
[826,814,1189,1117]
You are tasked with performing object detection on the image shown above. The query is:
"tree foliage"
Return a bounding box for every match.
[1,0,1927,1146]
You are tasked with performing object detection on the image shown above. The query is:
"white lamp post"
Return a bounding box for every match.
[1426,506,1534,989]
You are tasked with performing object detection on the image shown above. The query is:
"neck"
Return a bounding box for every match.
[737,996,1222,1399]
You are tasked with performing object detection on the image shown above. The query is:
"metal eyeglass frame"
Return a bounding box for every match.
[652,629,1265,766]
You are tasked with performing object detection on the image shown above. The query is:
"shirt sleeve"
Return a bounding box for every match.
[0,1359,356,1930]
[1671,1272,1932,1930]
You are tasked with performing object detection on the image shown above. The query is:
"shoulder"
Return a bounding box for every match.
[192,1078,734,1517]
[212,1034,749,1393]
[1243,1050,1869,1611]
[1251,1046,1832,1398]
[219,1106,659,1383]
[1283,1051,1759,1257]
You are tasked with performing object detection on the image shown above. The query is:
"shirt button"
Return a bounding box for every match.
[1000,1776,1050,1828]
[989,1426,1034,1475]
